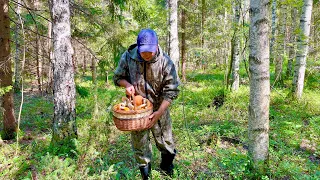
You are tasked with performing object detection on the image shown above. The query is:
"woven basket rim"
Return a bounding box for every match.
[113,114,155,131]
[112,100,153,115]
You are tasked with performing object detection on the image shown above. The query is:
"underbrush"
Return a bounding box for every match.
[0,70,319,179]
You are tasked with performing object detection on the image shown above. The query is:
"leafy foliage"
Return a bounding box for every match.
[1,67,320,179]
[2,0,320,179]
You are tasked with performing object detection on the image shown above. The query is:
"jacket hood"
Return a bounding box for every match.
[127,44,163,63]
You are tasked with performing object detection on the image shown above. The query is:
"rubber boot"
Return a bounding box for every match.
[160,153,175,177]
[139,163,151,180]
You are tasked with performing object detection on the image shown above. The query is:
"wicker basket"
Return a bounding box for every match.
[112,99,154,131]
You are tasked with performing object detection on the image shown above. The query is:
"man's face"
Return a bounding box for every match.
[140,52,156,61]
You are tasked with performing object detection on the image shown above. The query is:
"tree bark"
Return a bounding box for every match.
[72,40,77,74]
[0,0,17,140]
[274,3,287,86]
[231,2,240,91]
[34,0,42,93]
[223,8,229,66]
[36,36,43,92]
[270,0,277,64]
[91,54,96,84]
[50,0,77,148]
[47,21,53,94]
[292,0,313,99]
[201,0,205,49]
[181,7,186,82]
[14,0,22,92]
[169,0,179,72]
[248,0,270,173]
[82,50,87,76]
[244,0,250,22]
[286,8,298,78]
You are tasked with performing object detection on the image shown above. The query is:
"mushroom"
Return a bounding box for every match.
[119,102,126,110]
[142,98,147,105]
[134,95,144,106]
[122,97,131,106]
[127,102,134,110]
[137,103,147,110]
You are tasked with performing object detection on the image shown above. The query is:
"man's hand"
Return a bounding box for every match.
[118,79,135,96]
[148,110,164,123]
[147,99,171,128]
[125,83,135,96]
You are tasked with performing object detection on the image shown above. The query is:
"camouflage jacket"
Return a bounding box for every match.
[113,44,180,110]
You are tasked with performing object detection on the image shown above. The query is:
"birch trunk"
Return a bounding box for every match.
[244,0,250,22]
[181,7,186,82]
[36,37,43,92]
[91,54,96,84]
[82,50,87,76]
[274,4,287,86]
[292,0,313,99]
[169,0,179,72]
[50,0,77,146]
[72,40,77,74]
[270,0,277,64]
[231,2,240,91]
[201,0,205,49]
[91,54,98,118]
[223,9,229,66]
[14,0,22,92]
[47,21,53,94]
[166,0,170,53]
[0,0,17,139]
[286,8,298,77]
[34,0,42,92]
[248,0,270,173]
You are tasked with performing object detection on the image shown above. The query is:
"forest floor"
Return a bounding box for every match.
[0,67,320,179]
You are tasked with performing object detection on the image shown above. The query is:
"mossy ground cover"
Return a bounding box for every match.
[0,69,319,179]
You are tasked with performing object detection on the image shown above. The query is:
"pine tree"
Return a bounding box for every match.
[0,0,17,140]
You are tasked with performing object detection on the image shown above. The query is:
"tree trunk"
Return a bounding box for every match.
[292,0,313,99]
[231,2,240,91]
[34,0,42,93]
[0,0,17,140]
[50,0,77,148]
[47,21,53,94]
[166,0,170,53]
[105,71,109,84]
[14,0,22,92]
[274,3,287,86]
[181,7,186,82]
[286,8,298,78]
[91,54,98,118]
[270,0,277,64]
[201,0,205,49]
[82,50,87,76]
[244,0,250,22]
[72,41,77,74]
[248,0,270,173]
[36,36,43,92]
[223,8,229,66]
[169,0,179,72]
[91,54,96,84]
[201,0,206,70]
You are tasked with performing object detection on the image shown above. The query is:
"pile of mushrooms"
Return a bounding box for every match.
[117,95,148,111]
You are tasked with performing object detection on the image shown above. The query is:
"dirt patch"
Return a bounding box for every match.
[309,154,320,164]
[300,139,316,153]
[207,94,225,110]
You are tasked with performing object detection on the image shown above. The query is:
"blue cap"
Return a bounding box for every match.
[137,29,158,53]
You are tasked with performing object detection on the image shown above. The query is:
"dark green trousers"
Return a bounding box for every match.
[131,109,176,167]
